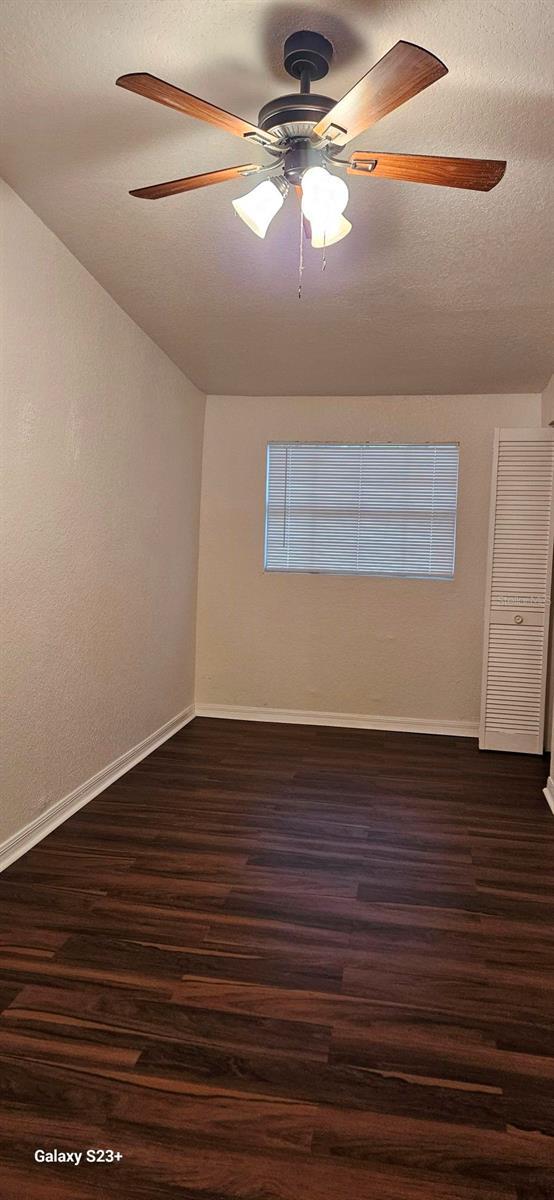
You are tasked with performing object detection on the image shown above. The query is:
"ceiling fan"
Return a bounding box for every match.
[116,31,506,249]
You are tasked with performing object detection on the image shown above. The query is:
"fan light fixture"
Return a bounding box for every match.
[232,178,286,239]
[301,166,351,247]
[233,165,351,247]
[310,215,352,248]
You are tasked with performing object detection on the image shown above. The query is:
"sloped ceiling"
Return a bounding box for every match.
[1,0,552,395]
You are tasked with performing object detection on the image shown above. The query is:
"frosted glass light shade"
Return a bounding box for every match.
[232,179,285,238]
[301,166,349,225]
[310,215,352,248]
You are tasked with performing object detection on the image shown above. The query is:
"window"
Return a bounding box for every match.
[264,442,459,579]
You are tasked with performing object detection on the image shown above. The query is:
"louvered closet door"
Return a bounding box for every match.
[479,428,554,753]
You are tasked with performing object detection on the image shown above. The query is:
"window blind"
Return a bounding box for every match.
[265,442,459,578]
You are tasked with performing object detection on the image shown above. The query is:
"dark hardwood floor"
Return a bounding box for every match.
[0,717,553,1199]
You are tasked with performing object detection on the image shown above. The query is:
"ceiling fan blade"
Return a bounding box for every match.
[313,41,447,146]
[348,151,506,191]
[129,164,264,199]
[116,72,278,147]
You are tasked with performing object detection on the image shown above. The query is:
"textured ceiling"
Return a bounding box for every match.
[1,0,552,396]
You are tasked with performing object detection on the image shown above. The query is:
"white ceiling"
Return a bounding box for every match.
[1,0,552,396]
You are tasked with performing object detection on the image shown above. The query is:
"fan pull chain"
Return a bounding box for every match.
[298,202,304,300]
[322,231,327,272]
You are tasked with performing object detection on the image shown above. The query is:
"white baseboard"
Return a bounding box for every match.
[194,703,479,738]
[0,705,195,873]
[544,777,554,816]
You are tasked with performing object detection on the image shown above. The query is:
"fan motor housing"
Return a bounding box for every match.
[259,30,336,143]
[258,93,335,140]
[282,142,326,185]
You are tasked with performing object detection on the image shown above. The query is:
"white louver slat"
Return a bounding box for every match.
[265,443,459,579]
[479,429,554,754]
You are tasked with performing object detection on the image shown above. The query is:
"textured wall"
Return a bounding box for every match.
[196,393,541,725]
[0,181,205,843]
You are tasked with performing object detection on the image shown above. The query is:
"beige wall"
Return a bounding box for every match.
[0,181,205,844]
[196,393,541,727]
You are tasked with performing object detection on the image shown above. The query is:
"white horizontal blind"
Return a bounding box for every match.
[479,428,554,755]
[265,442,459,578]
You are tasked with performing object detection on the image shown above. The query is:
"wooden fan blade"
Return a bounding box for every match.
[348,151,506,191]
[116,72,278,146]
[313,41,447,146]
[129,164,264,199]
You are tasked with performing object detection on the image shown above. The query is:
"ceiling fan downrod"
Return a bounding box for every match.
[257,30,336,145]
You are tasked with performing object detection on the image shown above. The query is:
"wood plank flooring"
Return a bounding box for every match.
[0,717,553,1199]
